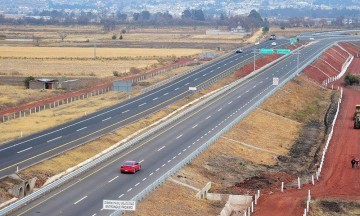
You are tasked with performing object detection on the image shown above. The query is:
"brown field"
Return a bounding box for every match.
[0,58,159,77]
[0,47,202,59]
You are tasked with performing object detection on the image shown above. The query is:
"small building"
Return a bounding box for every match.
[29,78,58,90]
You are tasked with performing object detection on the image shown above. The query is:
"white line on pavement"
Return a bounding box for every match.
[47,136,62,143]
[102,117,111,122]
[74,196,87,205]
[108,176,119,183]
[17,147,32,154]
[76,127,87,131]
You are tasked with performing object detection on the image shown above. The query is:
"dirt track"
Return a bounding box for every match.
[253,59,360,215]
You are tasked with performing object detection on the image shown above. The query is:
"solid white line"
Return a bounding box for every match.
[153,97,158,100]
[156,168,160,171]
[102,117,111,122]
[139,159,144,163]
[192,124,198,128]
[127,188,132,192]
[74,196,87,205]
[17,147,32,154]
[218,108,222,111]
[118,194,124,198]
[157,146,165,151]
[47,136,62,143]
[135,182,140,187]
[108,176,119,183]
[139,103,146,107]
[206,115,211,119]
[122,109,130,113]
[176,134,183,139]
[76,127,87,131]
[143,178,147,181]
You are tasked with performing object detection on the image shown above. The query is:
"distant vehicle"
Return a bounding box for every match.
[271,42,277,46]
[269,34,276,40]
[235,49,243,53]
[120,161,141,173]
[255,41,260,45]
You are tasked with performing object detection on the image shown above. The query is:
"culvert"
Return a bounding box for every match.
[25,183,31,196]
[18,186,24,198]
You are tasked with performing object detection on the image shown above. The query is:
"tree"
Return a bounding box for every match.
[318,19,328,30]
[133,13,140,21]
[262,26,269,33]
[141,10,151,20]
[116,11,127,21]
[119,34,123,40]
[248,9,263,27]
[112,34,117,40]
[24,76,35,89]
[121,29,126,34]
[59,32,67,41]
[181,9,192,19]
[192,9,205,21]
[77,15,89,25]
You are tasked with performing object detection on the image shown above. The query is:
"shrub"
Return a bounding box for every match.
[129,67,141,74]
[24,76,35,89]
[112,34,117,40]
[344,73,359,86]
[280,26,285,30]
[119,34,123,40]
[113,71,120,77]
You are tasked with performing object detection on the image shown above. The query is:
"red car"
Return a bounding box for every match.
[120,161,141,173]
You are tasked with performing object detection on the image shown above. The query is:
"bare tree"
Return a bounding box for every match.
[59,32,67,41]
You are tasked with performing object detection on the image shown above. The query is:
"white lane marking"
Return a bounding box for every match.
[100,208,104,211]
[74,196,87,205]
[218,108,223,112]
[259,81,263,84]
[176,134,183,139]
[139,159,144,163]
[203,74,206,76]
[183,149,186,152]
[150,172,154,176]
[217,66,221,69]
[153,97,158,101]
[76,127,87,131]
[139,103,146,107]
[156,168,160,172]
[237,95,242,99]
[192,124,198,128]
[168,160,171,163]
[194,78,198,81]
[224,63,227,66]
[118,194,124,198]
[47,136,62,143]
[206,115,211,119]
[92,214,96,216]
[135,182,140,187]
[178,152,181,155]
[108,176,119,183]
[122,109,130,113]
[173,156,176,160]
[127,188,132,192]
[266,77,269,79]
[17,147,32,154]
[228,101,233,105]
[164,92,169,96]
[157,146,165,151]
[102,117,111,122]
[188,145,191,149]
[185,83,189,86]
[175,87,179,90]
[253,85,257,88]
[143,178,147,181]
[246,90,249,93]
[162,164,166,167]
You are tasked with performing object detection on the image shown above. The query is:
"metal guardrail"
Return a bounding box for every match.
[1,39,355,216]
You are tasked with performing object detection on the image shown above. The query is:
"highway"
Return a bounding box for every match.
[11,37,352,216]
[0,40,288,178]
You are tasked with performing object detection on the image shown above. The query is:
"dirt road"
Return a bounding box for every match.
[253,59,360,215]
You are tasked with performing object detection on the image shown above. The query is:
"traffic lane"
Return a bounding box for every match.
[0,89,194,177]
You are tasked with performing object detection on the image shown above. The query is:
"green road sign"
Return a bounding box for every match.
[290,38,297,44]
[260,49,274,54]
[277,49,291,55]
